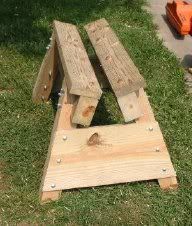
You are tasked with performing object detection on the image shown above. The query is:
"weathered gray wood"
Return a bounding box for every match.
[53,20,102,99]
[85,18,145,97]
[85,18,146,121]
[32,33,58,103]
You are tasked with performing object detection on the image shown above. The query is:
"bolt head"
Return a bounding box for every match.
[49,71,52,78]
[162,168,167,172]
[57,159,61,163]
[60,88,65,94]
[51,183,56,188]
[63,135,67,141]
[155,147,160,152]
[57,104,62,109]
[148,127,153,131]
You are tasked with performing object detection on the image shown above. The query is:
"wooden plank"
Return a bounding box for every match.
[85,18,145,121]
[85,18,145,97]
[40,75,77,203]
[136,89,178,189]
[53,20,102,99]
[72,96,98,126]
[42,122,176,191]
[33,33,58,103]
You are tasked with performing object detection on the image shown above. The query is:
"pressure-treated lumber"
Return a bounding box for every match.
[85,18,146,121]
[42,121,176,192]
[33,33,58,103]
[53,20,102,99]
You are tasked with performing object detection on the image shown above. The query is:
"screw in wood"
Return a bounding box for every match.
[57,159,61,164]
[63,135,67,141]
[57,104,62,109]
[44,85,47,91]
[162,168,167,172]
[51,183,56,188]
[155,147,160,152]
[148,127,153,131]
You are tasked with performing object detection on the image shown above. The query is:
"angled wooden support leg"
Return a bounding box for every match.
[32,33,58,103]
[136,88,178,190]
[85,18,146,122]
[40,77,77,203]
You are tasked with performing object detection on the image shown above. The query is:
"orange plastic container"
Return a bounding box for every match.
[166,0,192,35]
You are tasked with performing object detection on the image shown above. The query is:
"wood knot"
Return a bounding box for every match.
[87,132,101,146]
[82,106,95,117]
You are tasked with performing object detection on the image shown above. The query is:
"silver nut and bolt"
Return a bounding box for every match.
[51,183,56,188]
[57,159,61,163]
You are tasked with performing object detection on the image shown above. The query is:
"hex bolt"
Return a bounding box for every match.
[155,147,160,152]
[63,135,67,141]
[44,85,47,91]
[60,88,65,94]
[49,70,52,79]
[57,103,62,109]
[162,168,167,172]
[148,127,153,132]
[51,183,56,188]
[57,159,61,164]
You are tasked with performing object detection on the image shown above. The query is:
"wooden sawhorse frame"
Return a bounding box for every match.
[33,20,177,203]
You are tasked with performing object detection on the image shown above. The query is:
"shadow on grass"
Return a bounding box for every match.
[0,0,109,56]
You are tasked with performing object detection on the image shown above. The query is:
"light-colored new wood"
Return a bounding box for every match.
[33,33,57,103]
[40,76,76,203]
[53,20,102,99]
[136,88,178,189]
[42,121,176,191]
[85,18,145,97]
[158,177,178,190]
[72,96,98,126]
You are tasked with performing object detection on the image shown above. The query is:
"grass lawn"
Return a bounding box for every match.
[0,0,192,225]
